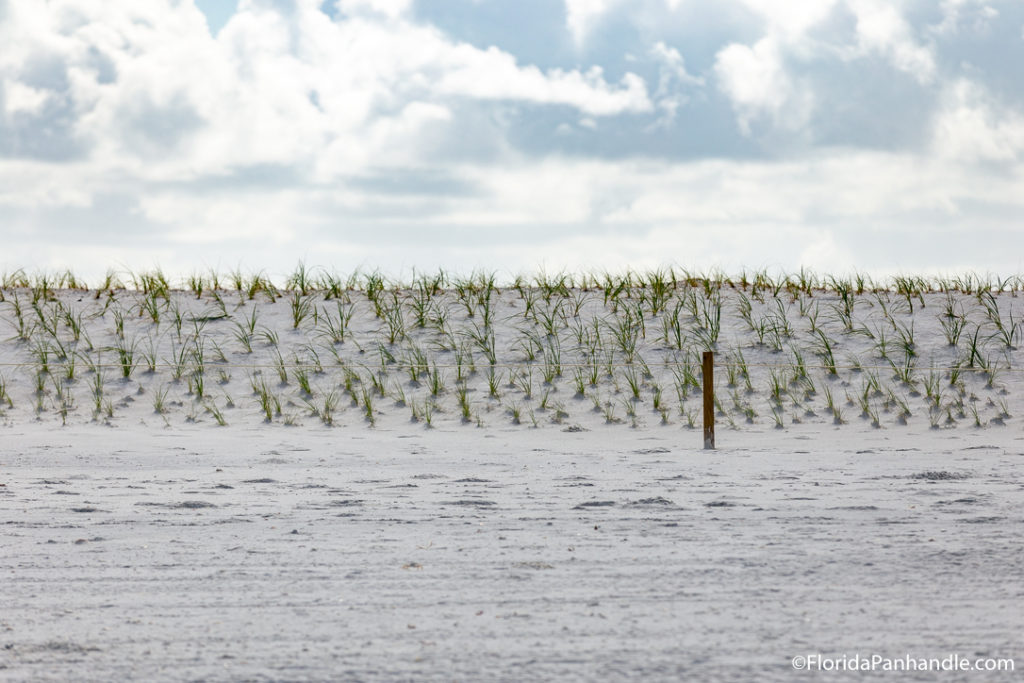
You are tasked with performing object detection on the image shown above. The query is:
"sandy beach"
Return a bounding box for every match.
[1,275,1023,680]
[3,424,1023,681]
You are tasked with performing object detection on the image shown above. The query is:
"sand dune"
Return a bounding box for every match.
[2,273,1022,679]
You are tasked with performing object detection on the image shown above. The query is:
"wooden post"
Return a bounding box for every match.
[702,350,715,450]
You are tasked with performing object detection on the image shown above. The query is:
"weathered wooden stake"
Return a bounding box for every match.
[702,350,715,450]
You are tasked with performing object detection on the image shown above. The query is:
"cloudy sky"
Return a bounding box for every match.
[2,0,1023,281]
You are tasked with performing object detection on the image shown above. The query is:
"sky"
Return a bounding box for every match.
[1,0,1023,282]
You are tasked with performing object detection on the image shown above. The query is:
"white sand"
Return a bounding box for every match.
[3,427,1023,681]
[1,278,1023,679]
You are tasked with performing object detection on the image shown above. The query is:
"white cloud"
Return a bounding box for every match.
[712,0,939,134]
[710,3,828,134]
[2,0,1024,280]
[735,0,839,38]
[847,0,935,83]
[931,79,1024,163]
[0,160,93,208]
[648,42,703,127]
[2,80,51,116]
[715,39,786,114]
[564,0,622,45]
[4,140,1024,280]
[0,0,651,185]
[931,0,999,37]
[651,41,703,87]
[731,0,935,83]
[437,52,650,116]
[333,0,413,20]
[714,37,812,133]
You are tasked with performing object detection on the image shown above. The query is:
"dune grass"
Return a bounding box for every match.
[1,264,1022,429]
